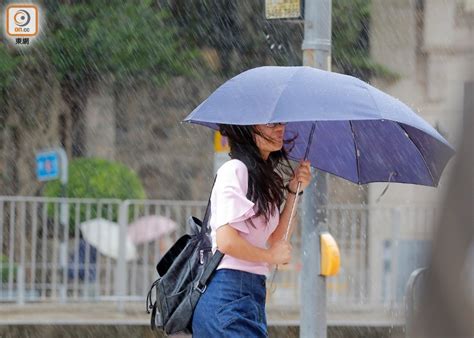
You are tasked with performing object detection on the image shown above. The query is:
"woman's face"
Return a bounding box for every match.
[254,123,286,160]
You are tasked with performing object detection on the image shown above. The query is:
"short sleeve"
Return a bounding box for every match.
[210,160,255,234]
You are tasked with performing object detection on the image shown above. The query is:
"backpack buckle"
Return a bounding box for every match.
[195,282,207,294]
[199,249,204,264]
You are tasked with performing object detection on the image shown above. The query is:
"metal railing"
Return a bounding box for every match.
[0,196,436,314]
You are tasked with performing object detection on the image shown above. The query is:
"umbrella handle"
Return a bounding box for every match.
[284,181,302,241]
[273,124,316,287]
[284,122,315,241]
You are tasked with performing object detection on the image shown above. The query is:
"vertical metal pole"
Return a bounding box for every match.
[58,148,69,303]
[116,200,129,312]
[302,0,332,71]
[18,202,26,305]
[301,173,328,338]
[301,0,331,337]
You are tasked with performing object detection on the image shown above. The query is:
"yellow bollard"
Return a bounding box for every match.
[320,232,341,276]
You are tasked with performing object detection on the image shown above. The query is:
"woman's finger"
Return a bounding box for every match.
[297,169,308,177]
[298,175,310,183]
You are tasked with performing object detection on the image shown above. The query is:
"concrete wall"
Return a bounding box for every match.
[84,79,116,161]
[0,57,66,196]
[113,75,223,200]
[0,72,223,201]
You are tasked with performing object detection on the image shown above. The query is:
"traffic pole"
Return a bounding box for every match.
[300,0,332,337]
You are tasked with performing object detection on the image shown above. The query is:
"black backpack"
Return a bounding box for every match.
[146,177,223,334]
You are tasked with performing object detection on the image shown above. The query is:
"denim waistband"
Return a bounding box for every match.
[214,268,266,281]
[212,268,267,298]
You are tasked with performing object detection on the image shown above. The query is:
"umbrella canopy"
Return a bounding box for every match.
[127,215,178,244]
[80,218,138,261]
[184,66,454,186]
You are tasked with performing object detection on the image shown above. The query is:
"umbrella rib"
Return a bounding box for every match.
[349,121,361,184]
[396,123,436,185]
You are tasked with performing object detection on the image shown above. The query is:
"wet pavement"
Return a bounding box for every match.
[1,302,404,326]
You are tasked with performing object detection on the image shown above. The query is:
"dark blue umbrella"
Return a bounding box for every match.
[184,66,454,187]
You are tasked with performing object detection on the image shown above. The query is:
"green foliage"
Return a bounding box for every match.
[38,0,198,86]
[0,45,20,91]
[43,158,146,232]
[0,44,22,128]
[2,0,396,97]
[1,1,197,130]
[0,254,17,283]
[332,0,398,81]
[168,0,396,80]
[44,158,146,200]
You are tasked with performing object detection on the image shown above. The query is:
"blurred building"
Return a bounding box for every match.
[370,0,473,205]
[367,0,473,304]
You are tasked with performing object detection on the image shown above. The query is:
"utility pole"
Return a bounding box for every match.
[301,0,331,337]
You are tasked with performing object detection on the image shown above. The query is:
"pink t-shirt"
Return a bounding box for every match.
[210,159,280,276]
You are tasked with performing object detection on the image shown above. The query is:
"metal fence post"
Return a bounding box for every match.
[390,208,401,305]
[18,201,26,304]
[116,200,130,312]
[17,265,25,305]
[59,197,69,303]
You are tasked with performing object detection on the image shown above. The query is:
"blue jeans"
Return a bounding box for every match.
[192,269,268,337]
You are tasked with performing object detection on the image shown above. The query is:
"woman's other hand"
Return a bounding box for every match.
[267,240,292,265]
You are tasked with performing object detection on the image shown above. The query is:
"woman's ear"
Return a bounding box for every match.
[250,126,258,142]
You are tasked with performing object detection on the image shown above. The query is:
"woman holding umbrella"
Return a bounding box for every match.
[186,65,454,337]
[192,123,312,337]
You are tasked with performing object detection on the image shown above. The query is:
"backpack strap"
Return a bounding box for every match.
[195,249,224,294]
[196,174,223,292]
[201,175,217,236]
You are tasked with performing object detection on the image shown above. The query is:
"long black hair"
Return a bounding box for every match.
[218,124,297,225]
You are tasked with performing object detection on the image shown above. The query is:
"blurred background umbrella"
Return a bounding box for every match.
[127,215,178,245]
[80,218,138,261]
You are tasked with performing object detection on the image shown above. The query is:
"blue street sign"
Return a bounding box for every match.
[36,151,60,181]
